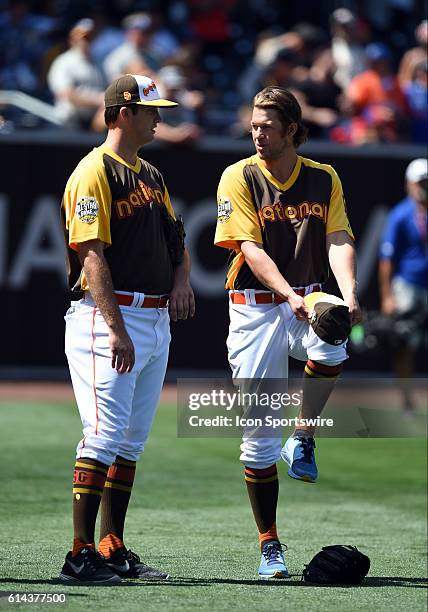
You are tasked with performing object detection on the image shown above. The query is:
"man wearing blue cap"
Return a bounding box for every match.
[346,42,407,142]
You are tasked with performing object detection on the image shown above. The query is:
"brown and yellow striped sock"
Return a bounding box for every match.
[99,456,136,548]
[296,360,343,435]
[304,359,343,380]
[244,465,279,550]
[72,458,109,556]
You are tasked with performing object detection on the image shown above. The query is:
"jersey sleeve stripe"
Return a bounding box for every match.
[226,252,245,289]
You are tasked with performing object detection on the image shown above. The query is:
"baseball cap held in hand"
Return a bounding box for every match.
[304,292,351,345]
[105,74,178,108]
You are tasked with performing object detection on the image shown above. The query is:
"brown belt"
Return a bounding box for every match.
[229,285,321,305]
[115,293,169,308]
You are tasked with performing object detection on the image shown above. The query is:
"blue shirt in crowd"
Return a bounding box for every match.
[379,196,428,289]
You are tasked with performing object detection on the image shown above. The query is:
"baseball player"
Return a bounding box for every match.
[59,74,195,584]
[214,87,361,578]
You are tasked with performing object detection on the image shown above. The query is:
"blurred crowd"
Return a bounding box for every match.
[0,0,426,144]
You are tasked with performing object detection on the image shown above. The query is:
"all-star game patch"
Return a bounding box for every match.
[76,196,99,224]
[217,197,233,223]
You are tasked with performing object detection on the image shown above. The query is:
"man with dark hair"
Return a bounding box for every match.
[60,74,194,584]
[214,86,360,578]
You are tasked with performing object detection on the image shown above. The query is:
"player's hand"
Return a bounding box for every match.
[345,296,363,326]
[169,280,195,322]
[109,328,135,373]
[288,293,310,321]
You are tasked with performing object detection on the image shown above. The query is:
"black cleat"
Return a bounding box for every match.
[104,547,169,580]
[59,547,121,584]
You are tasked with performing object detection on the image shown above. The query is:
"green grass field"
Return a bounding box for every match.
[0,400,426,611]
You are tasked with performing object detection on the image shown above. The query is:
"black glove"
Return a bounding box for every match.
[302,545,370,585]
[160,205,186,267]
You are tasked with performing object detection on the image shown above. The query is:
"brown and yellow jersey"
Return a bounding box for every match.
[61,144,176,294]
[214,154,354,289]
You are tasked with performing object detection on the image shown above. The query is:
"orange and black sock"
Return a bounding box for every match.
[98,533,125,558]
[244,465,279,549]
[297,360,343,431]
[99,456,136,550]
[72,458,109,556]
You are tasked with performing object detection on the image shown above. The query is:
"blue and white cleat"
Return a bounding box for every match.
[258,541,289,579]
[281,436,318,482]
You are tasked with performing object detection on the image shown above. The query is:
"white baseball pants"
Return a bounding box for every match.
[65,294,170,466]
[227,287,348,469]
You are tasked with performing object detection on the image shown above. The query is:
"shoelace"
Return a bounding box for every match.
[297,437,316,463]
[126,549,141,566]
[81,548,106,570]
[262,542,287,564]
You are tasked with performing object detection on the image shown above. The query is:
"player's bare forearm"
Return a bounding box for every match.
[326,231,357,299]
[78,240,125,330]
[326,231,361,324]
[169,248,195,321]
[240,241,309,320]
[173,248,191,282]
[78,239,135,372]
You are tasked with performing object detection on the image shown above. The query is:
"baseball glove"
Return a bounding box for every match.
[160,205,186,267]
[302,545,370,585]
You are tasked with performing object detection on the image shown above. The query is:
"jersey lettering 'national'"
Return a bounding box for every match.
[61,144,176,294]
[215,155,354,290]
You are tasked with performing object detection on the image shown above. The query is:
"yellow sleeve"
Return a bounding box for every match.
[63,155,112,250]
[163,186,176,220]
[326,167,354,239]
[214,162,262,250]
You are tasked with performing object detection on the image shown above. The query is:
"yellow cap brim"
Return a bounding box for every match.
[136,99,178,107]
[304,291,346,311]
[304,292,328,311]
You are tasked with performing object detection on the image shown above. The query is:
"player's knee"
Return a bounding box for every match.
[76,434,124,467]
[308,339,348,367]
[239,438,281,469]
[117,441,145,462]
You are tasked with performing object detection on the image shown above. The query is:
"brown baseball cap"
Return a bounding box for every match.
[304,292,351,346]
[104,74,178,108]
